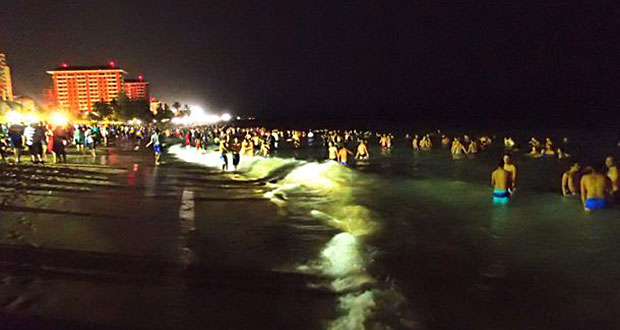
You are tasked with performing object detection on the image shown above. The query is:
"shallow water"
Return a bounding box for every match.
[169,139,620,330]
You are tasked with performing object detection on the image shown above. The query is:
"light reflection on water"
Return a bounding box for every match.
[170,142,620,329]
[170,144,410,329]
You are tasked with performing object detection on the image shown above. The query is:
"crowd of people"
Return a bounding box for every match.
[1,120,617,212]
[167,126,618,212]
[0,122,151,165]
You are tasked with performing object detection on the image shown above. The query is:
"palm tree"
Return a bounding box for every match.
[172,102,181,114]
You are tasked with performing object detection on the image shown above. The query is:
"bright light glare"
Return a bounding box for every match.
[6,111,22,123]
[51,112,68,126]
[184,105,221,124]
[25,113,41,124]
[221,113,232,122]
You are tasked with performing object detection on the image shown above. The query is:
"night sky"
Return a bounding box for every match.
[1,1,619,128]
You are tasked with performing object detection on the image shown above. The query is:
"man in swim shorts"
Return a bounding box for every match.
[355,140,369,160]
[580,163,612,211]
[337,144,353,166]
[491,160,512,204]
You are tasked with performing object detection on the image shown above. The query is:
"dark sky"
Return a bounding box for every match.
[1,1,619,127]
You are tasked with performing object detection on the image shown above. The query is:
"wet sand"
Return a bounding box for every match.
[0,142,337,329]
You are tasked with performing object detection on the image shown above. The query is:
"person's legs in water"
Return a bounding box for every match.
[493,190,510,205]
[584,198,608,211]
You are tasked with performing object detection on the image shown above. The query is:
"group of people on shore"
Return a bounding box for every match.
[0,122,72,164]
[0,122,148,165]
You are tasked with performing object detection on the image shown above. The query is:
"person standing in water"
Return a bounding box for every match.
[605,156,618,199]
[491,160,512,205]
[219,139,229,171]
[145,128,162,165]
[411,134,420,151]
[355,140,369,160]
[328,142,338,161]
[231,137,242,170]
[503,154,517,193]
[337,144,353,166]
[561,162,581,197]
[450,138,467,159]
[580,163,612,211]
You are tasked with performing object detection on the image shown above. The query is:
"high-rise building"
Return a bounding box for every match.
[124,75,149,101]
[0,53,14,101]
[47,62,127,115]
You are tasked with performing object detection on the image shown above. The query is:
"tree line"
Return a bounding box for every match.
[90,95,190,122]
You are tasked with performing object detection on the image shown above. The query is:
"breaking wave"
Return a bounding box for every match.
[169,144,413,329]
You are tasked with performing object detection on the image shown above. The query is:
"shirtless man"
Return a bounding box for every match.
[411,135,420,151]
[581,163,612,211]
[337,144,353,166]
[467,140,479,154]
[503,154,517,192]
[451,138,467,156]
[356,140,369,160]
[491,160,512,204]
[561,162,581,196]
[605,156,618,197]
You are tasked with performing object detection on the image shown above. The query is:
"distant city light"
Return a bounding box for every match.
[61,62,68,68]
[220,113,232,122]
[109,61,115,67]
[169,105,235,125]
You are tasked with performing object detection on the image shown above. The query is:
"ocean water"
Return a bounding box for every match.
[169,137,620,330]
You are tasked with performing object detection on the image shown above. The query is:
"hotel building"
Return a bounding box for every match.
[124,75,149,101]
[47,62,126,114]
